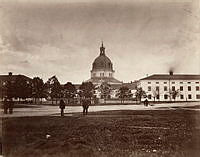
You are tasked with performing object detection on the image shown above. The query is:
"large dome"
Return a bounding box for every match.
[92,43,114,71]
[92,55,113,71]
[87,42,122,84]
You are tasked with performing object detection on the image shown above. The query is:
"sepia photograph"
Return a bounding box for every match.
[0,0,200,156]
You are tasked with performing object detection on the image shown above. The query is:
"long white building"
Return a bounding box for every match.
[139,72,200,102]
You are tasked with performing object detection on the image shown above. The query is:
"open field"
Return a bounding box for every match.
[2,109,200,157]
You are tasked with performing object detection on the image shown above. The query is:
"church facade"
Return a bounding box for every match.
[87,42,122,85]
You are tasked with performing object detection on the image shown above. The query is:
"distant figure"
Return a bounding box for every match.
[144,99,149,107]
[82,98,90,115]
[8,99,14,114]
[59,99,65,116]
[3,98,8,114]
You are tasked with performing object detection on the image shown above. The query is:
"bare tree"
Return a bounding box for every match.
[170,89,180,101]
[152,88,160,102]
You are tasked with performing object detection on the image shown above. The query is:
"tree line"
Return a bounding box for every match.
[2,75,148,104]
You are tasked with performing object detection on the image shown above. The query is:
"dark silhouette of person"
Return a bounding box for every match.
[59,99,65,116]
[8,99,14,114]
[3,98,8,114]
[144,99,149,107]
[82,98,90,115]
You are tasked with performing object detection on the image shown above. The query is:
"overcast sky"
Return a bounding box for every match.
[0,0,199,84]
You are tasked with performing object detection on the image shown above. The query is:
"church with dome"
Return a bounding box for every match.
[87,42,122,85]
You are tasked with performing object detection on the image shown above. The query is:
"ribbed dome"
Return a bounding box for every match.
[87,42,121,84]
[92,55,113,71]
[92,43,113,71]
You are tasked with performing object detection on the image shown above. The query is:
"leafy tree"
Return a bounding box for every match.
[116,86,132,104]
[32,77,46,104]
[2,76,32,102]
[79,82,94,99]
[3,80,15,99]
[97,82,112,104]
[64,82,76,104]
[14,76,32,101]
[45,76,62,104]
[135,87,146,103]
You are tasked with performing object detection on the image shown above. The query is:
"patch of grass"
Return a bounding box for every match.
[2,110,200,157]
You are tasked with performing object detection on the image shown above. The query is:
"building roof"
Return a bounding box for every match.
[0,73,32,88]
[122,82,138,90]
[140,74,200,80]
[0,74,32,82]
[110,82,137,90]
[86,77,122,84]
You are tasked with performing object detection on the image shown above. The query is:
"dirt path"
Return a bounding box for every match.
[1,102,200,118]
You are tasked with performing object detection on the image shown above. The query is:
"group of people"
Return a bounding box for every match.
[3,98,14,114]
[59,98,91,116]
[3,97,90,116]
[3,97,148,116]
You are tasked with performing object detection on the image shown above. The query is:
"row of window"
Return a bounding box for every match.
[93,73,113,77]
[147,86,200,91]
[148,82,199,84]
[100,73,104,77]
[100,73,112,77]
[147,94,200,100]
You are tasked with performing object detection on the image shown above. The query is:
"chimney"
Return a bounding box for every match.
[169,71,173,75]
[8,72,12,76]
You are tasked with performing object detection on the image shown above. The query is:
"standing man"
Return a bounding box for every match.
[59,99,65,116]
[3,98,8,114]
[144,99,149,107]
[82,98,90,115]
[8,98,14,114]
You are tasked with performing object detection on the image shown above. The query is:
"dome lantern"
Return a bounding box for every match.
[100,41,105,56]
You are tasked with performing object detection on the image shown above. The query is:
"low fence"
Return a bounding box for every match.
[41,98,137,106]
